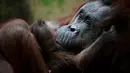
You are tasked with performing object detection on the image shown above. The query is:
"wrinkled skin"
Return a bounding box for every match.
[56,1,113,52]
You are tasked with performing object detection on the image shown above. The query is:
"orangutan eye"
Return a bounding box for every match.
[84,15,91,26]
[78,9,85,20]
[79,10,84,16]
[85,20,91,25]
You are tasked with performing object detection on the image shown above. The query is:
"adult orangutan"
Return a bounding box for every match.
[30,0,116,73]
[0,0,115,73]
[31,0,130,73]
[0,0,130,73]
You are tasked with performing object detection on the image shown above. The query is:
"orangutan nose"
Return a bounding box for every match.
[68,25,79,34]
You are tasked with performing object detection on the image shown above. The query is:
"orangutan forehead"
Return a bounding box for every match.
[81,1,111,13]
[81,1,103,13]
[79,1,112,21]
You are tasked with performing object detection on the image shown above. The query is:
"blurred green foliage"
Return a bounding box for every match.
[40,0,64,7]
[29,0,84,20]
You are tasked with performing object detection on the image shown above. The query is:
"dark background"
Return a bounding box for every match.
[0,0,33,23]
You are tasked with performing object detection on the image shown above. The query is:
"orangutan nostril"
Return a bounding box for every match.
[69,25,77,32]
[70,28,76,32]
